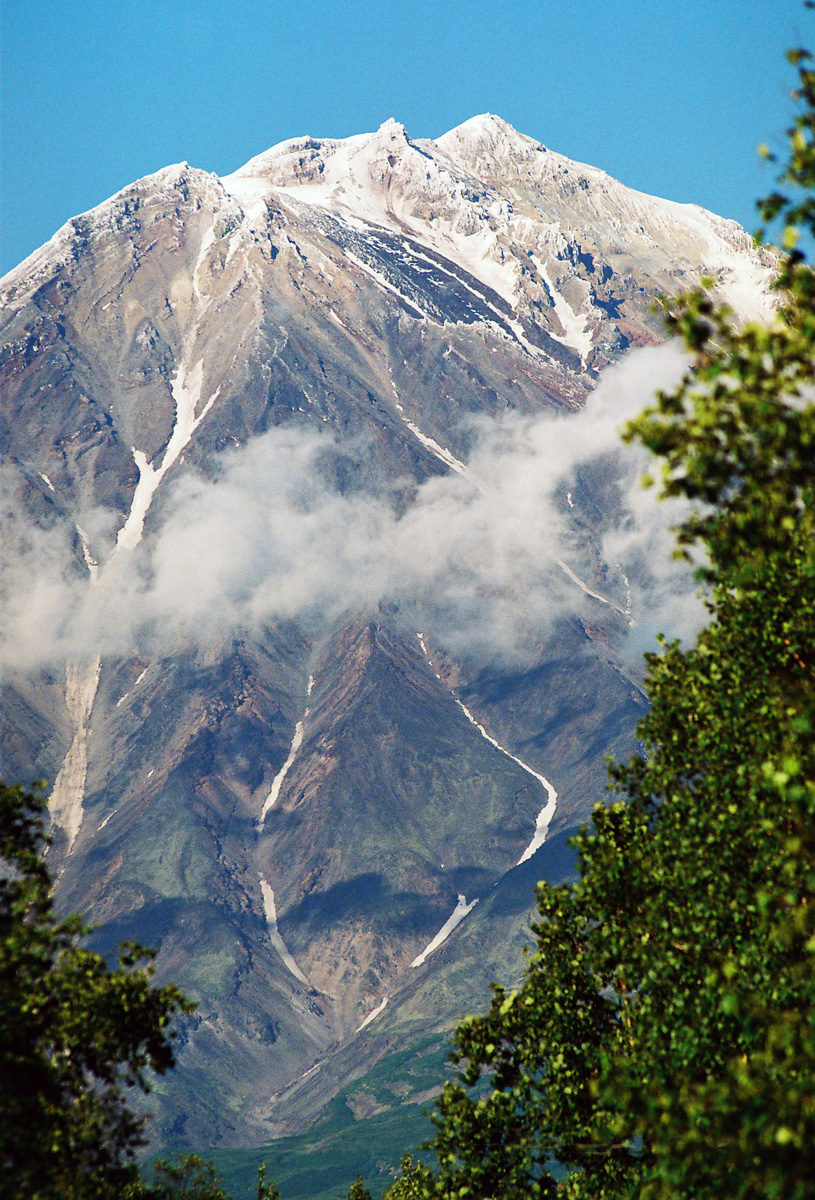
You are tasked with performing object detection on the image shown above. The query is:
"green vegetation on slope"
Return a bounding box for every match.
[204,1036,452,1200]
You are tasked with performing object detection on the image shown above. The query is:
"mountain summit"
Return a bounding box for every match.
[220,113,774,355]
[0,117,775,1146]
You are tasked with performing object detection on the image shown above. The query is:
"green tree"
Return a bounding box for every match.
[382,1155,432,1200]
[254,1161,282,1200]
[149,1155,232,1200]
[346,1174,373,1200]
[411,42,815,1200]
[143,1155,228,1200]
[0,779,193,1199]
[124,1154,280,1200]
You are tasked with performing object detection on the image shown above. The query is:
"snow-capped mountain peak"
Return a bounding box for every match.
[436,111,544,160]
[2,112,776,355]
[219,112,775,342]
[0,106,782,1149]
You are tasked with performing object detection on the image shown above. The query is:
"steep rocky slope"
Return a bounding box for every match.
[0,115,774,1145]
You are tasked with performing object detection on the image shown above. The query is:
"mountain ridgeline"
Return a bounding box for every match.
[0,114,774,1147]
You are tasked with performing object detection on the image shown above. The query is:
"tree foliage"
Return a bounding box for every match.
[143,1155,230,1200]
[0,779,193,1199]
[382,1155,433,1200]
[393,43,815,1200]
[0,781,282,1200]
[346,1174,373,1200]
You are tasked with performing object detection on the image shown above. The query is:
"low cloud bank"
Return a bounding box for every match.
[2,343,705,671]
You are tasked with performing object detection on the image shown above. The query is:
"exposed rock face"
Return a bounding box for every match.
[0,116,773,1145]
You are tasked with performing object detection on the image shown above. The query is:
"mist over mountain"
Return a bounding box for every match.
[0,114,774,1146]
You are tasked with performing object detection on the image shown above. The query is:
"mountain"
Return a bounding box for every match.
[0,115,775,1148]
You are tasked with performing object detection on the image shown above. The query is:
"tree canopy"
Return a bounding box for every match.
[0,781,282,1200]
[0,779,193,1199]
[387,44,815,1200]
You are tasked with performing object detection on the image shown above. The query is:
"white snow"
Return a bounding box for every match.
[345,250,427,319]
[555,558,632,624]
[222,120,526,322]
[260,877,312,986]
[116,360,220,552]
[389,378,467,475]
[716,253,777,324]
[114,225,221,553]
[49,523,101,846]
[411,894,478,968]
[356,996,389,1031]
[39,472,55,492]
[259,700,310,828]
[46,227,221,851]
[51,356,219,847]
[192,225,216,305]
[440,115,777,322]
[396,409,468,475]
[219,172,274,223]
[454,695,558,864]
[48,657,101,851]
[217,112,776,371]
[644,193,778,324]
[75,525,99,581]
[416,632,558,865]
[531,254,593,361]
[416,632,435,667]
[516,792,558,865]
[619,566,633,618]
[115,667,148,709]
[115,451,155,552]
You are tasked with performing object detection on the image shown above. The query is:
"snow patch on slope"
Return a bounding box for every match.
[259,717,307,826]
[49,526,101,848]
[555,557,632,623]
[453,695,558,864]
[389,375,467,475]
[531,253,592,361]
[49,226,222,848]
[75,525,99,581]
[117,358,219,552]
[260,878,312,986]
[259,678,313,828]
[416,633,558,865]
[357,996,389,1031]
[411,894,479,968]
[646,194,777,324]
[345,250,427,319]
[48,657,101,851]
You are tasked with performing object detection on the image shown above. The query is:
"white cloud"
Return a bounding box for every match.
[1,342,705,671]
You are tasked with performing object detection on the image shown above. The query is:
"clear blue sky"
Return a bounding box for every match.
[1,0,810,275]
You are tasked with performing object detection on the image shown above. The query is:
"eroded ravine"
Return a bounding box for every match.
[49,222,222,850]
